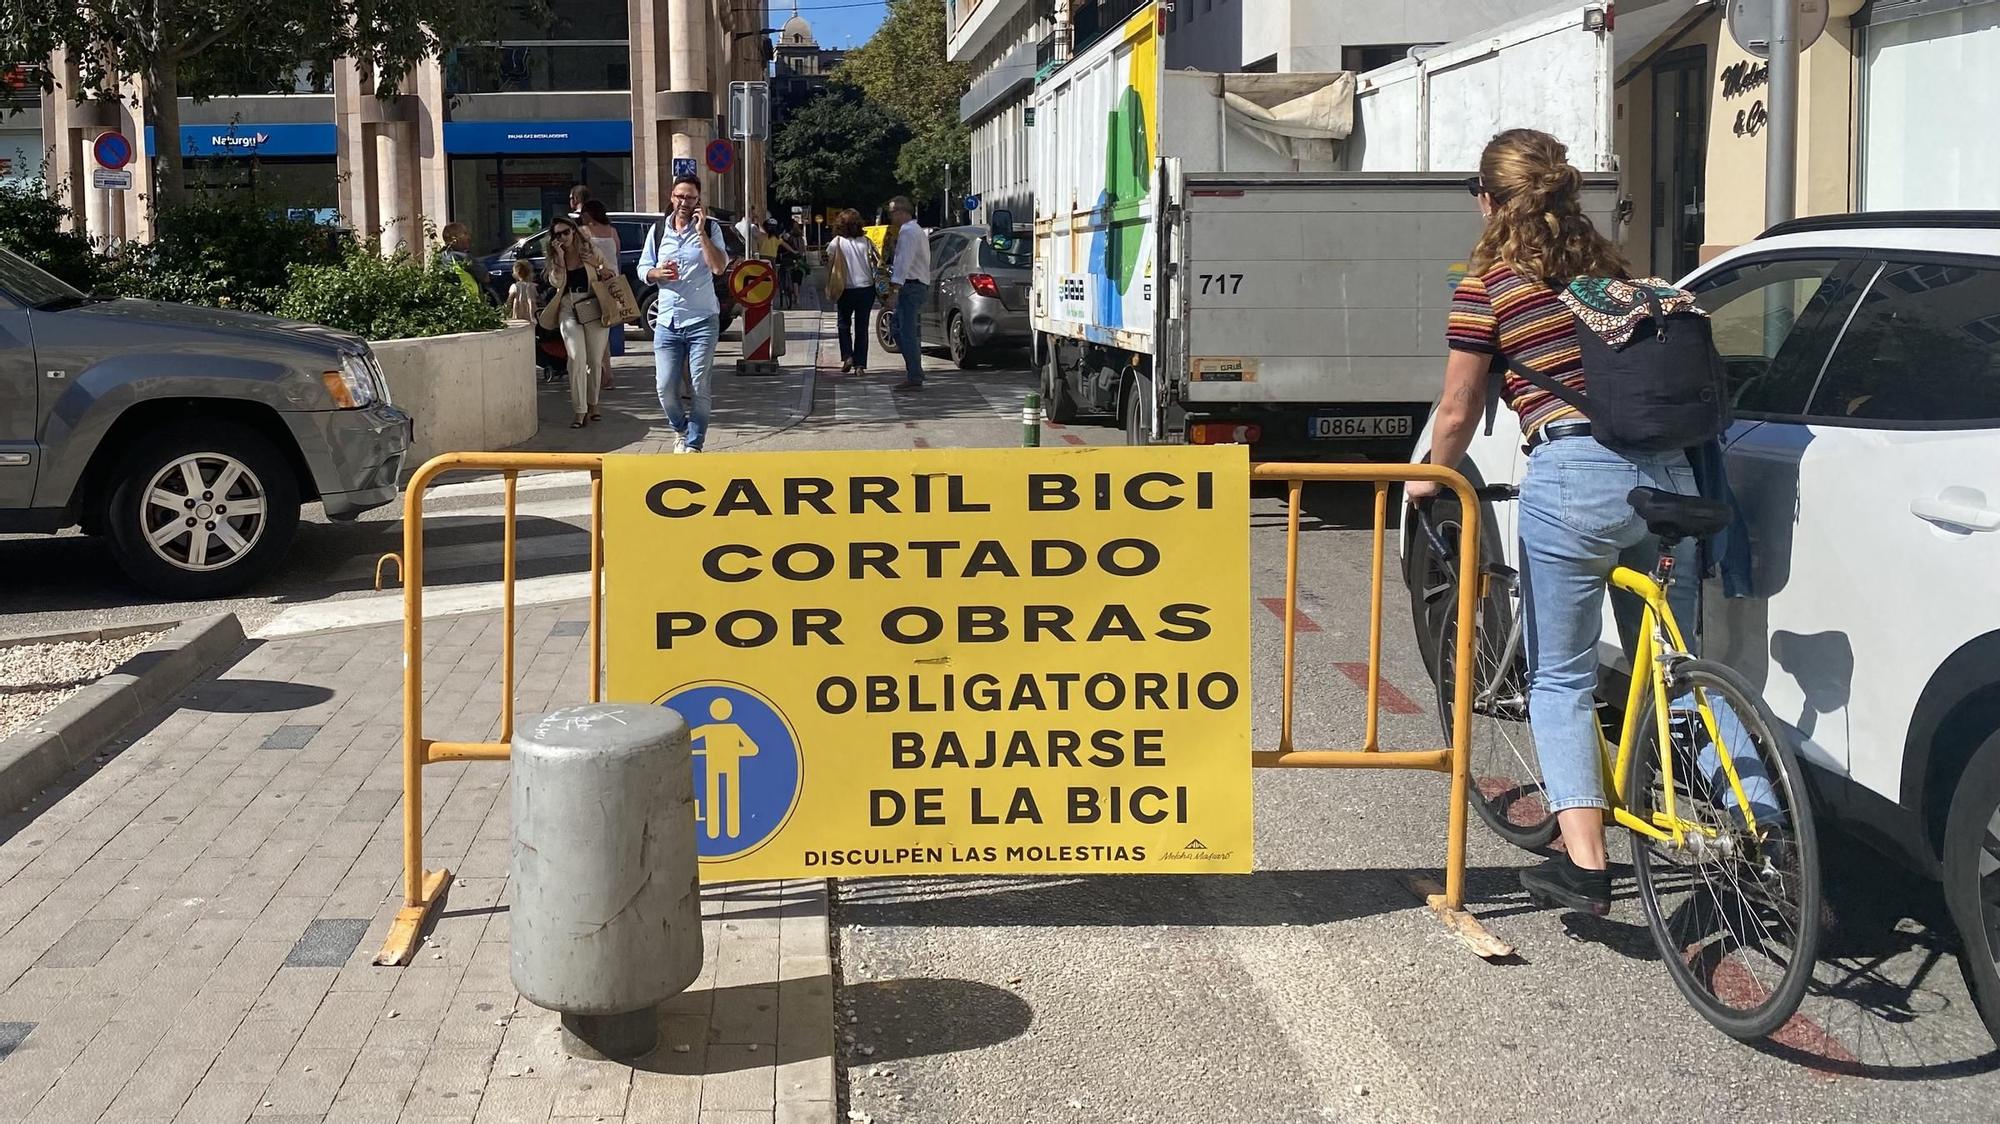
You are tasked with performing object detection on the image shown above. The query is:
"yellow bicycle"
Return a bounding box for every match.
[1421,484,1823,1041]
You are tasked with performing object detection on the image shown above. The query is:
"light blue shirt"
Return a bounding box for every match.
[638,215,725,327]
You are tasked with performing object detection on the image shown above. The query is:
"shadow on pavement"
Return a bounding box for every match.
[839,977,1033,1063]
[823,866,1527,930]
[175,678,334,712]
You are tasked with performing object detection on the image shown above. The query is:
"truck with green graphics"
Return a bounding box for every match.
[1029,2,1617,459]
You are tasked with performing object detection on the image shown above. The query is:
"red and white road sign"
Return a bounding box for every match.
[728,259,777,309]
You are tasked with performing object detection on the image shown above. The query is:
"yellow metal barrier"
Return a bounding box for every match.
[1248,463,1508,958]
[374,453,1504,966]
[373,451,608,966]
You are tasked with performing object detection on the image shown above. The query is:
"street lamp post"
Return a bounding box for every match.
[1765,0,1800,227]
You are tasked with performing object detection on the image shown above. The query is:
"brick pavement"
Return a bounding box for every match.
[0,603,836,1124]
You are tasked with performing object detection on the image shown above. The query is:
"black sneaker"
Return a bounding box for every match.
[1521,855,1612,916]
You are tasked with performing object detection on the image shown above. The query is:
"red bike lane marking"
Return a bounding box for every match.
[1706,954,1857,1076]
[1334,662,1423,715]
[1259,597,1321,632]
[1061,434,1086,446]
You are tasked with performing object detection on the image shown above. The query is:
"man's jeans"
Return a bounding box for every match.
[654,316,720,449]
[1517,435,1778,818]
[895,282,927,385]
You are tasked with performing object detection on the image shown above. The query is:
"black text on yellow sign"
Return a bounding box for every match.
[604,446,1253,879]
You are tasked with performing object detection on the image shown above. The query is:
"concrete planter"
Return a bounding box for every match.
[373,324,536,474]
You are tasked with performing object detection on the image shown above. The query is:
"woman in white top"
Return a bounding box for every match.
[826,208,879,374]
[579,201,624,391]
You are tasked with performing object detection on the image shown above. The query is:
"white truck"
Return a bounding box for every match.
[1027,1,1620,458]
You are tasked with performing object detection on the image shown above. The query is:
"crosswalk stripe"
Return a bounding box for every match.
[328,528,589,582]
[421,472,593,502]
[254,572,594,639]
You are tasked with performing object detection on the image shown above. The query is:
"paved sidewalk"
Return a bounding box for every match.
[0,602,836,1123]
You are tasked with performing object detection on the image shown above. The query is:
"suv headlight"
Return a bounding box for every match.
[323,352,388,409]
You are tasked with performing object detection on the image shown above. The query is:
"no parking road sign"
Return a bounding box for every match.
[93,131,133,171]
[705,138,736,175]
[728,258,777,309]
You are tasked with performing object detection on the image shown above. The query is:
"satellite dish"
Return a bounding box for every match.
[1727,0,1830,60]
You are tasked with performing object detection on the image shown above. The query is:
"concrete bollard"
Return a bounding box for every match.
[511,704,702,1061]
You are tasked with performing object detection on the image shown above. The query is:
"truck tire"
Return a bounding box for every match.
[1943,727,2000,1047]
[1123,373,1154,446]
[1042,344,1079,423]
[102,422,301,599]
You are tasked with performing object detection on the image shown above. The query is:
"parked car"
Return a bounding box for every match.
[0,247,410,597]
[1399,211,2000,1040]
[901,225,1031,369]
[477,210,748,336]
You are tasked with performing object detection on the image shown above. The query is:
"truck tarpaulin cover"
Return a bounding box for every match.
[1215,73,1356,164]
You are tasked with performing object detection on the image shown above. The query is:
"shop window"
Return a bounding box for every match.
[1861,1,2000,209]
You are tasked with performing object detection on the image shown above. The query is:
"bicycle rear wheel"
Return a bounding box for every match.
[1624,658,1822,1041]
[1432,568,1557,850]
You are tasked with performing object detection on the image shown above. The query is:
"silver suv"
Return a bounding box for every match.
[0,246,411,597]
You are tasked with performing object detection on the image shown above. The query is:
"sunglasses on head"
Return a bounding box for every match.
[1462,176,1488,197]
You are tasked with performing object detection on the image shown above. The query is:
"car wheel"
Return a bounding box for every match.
[1123,373,1153,446]
[877,309,900,354]
[641,290,660,334]
[1043,346,1080,423]
[949,313,979,370]
[103,423,301,598]
[1944,727,2000,1046]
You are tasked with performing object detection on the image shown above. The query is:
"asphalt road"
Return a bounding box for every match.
[7,318,1997,1119]
[801,363,2000,1123]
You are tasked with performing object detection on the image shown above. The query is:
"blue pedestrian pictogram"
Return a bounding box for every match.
[657,681,801,861]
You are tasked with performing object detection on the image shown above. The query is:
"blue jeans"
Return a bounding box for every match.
[895,282,927,385]
[654,316,720,449]
[1518,435,1777,816]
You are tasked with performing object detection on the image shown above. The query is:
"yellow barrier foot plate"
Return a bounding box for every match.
[1405,876,1516,960]
[373,868,454,966]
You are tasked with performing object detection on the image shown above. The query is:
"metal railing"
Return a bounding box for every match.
[1247,463,1506,957]
[373,451,606,966]
[372,453,1506,965]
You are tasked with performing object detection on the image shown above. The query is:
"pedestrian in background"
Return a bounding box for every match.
[544,215,615,429]
[505,258,540,323]
[568,184,592,218]
[826,209,879,374]
[886,195,931,392]
[640,174,730,452]
[580,200,626,386]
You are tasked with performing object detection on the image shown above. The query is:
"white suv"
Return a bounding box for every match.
[1402,212,2000,1039]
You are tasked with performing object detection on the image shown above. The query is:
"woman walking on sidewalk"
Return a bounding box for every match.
[579,200,626,390]
[544,216,615,429]
[826,209,879,373]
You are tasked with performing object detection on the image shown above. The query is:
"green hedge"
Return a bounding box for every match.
[276,245,503,341]
[0,181,502,341]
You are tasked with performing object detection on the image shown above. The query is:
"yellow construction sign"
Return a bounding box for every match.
[603,446,1254,879]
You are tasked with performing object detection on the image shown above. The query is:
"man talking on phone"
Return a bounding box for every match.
[639,174,731,452]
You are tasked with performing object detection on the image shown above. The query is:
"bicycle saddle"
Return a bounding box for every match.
[1627,487,1732,542]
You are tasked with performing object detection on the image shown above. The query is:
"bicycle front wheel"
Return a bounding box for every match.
[1432,572,1557,850]
[1624,658,1822,1041]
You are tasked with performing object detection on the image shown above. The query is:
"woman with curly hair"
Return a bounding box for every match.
[1405,128,1756,915]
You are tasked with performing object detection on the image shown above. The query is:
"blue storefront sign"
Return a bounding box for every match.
[144,123,339,158]
[443,119,632,155]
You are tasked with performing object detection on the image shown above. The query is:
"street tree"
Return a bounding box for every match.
[837,0,970,215]
[771,84,909,219]
[0,2,499,204]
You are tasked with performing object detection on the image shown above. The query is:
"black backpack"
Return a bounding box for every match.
[1506,277,1730,454]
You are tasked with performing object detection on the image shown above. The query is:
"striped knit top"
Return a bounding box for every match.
[1446,263,1585,436]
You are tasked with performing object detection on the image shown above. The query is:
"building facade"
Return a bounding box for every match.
[41,0,772,252]
[948,0,1058,230]
[773,10,848,127]
[1616,0,2000,279]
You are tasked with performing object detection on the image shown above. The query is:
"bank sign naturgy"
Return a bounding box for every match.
[604,447,1254,880]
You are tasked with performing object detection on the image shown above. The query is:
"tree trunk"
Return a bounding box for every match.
[147,59,184,209]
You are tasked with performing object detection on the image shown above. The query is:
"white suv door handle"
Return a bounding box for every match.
[1912,493,2000,532]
